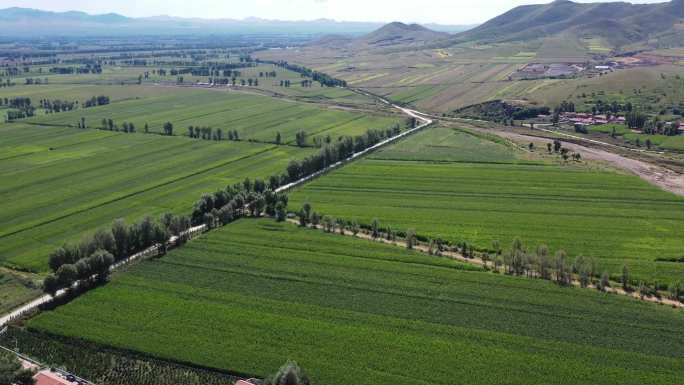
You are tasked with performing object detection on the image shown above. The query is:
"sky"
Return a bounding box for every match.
[0,0,669,24]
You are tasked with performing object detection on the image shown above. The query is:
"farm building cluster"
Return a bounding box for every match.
[512,63,586,79]
[559,112,625,126]
[511,52,681,81]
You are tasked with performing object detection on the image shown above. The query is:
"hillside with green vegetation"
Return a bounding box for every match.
[454,0,684,50]
[25,219,684,385]
[357,22,450,48]
[290,126,684,284]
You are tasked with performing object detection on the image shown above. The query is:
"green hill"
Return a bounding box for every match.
[454,0,684,50]
[358,21,451,47]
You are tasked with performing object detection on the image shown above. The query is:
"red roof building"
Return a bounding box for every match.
[33,372,70,385]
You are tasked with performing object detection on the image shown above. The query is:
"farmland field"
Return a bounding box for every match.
[24,88,402,145]
[0,80,405,272]
[255,36,597,112]
[27,219,684,385]
[369,125,523,163]
[0,62,377,106]
[527,65,684,114]
[290,126,684,283]
[0,121,316,271]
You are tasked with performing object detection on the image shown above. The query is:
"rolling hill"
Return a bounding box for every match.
[454,0,684,49]
[357,21,451,47]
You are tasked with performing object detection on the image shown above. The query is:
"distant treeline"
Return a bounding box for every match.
[260,59,347,88]
[50,65,102,74]
[40,98,76,113]
[2,96,35,121]
[84,95,110,108]
[3,95,110,122]
[162,63,254,77]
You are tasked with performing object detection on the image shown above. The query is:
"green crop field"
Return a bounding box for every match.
[291,127,684,283]
[0,83,173,104]
[27,219,684,385]
[1,61,376,107]
[24,88,400,145]
[369,125,523,163]
[0,120,315,271]
[0,84,403,272]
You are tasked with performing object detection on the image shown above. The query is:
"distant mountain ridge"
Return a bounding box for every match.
[0,7,473,37]
[0,7,129,23]
[454,0,684,49]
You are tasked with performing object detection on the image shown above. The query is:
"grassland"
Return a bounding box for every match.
[27,219,684,385]
[290,126,684,283]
